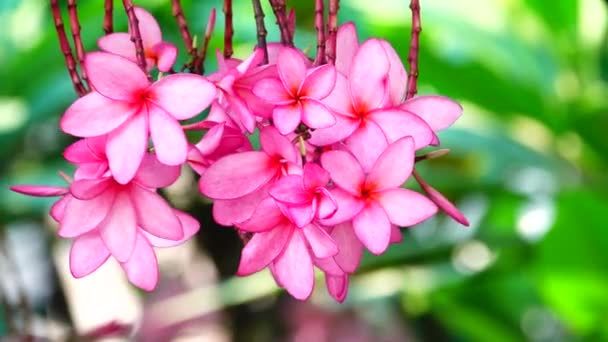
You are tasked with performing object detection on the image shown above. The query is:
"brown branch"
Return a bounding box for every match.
[104,0,113,34]
[287,8,295,41]
[67,0,88,89]
[314,0,326,64]
[122,0,147,71]
[269,0,292,46]
[326,0,340,64]
[192,8,216,74]
[223,0,234,58]
[252,0,269,64]
[171,0,195,59]
[50,0,87,96]
[406,0,421,100]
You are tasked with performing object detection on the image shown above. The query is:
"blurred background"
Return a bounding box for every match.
[1,0,607,340]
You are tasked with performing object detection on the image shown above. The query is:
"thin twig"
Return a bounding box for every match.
[122,0,147,72]
[171,0,196,59]
[252,0,269,64]
[103,0,113,34]
[193,8,217,74]
[287,8,295,41]
[67,0,88,89]
[314,0,326,64]
[326,0,339,64]
[415,148,450,163]
[406,0,421,100]
[268,0,293,46]
[50,0,87,96]
[223,0,234,58]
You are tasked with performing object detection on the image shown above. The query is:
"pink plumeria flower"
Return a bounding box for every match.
[253,47,336,135]
[310,39,434,171]
[269,163,337,227]
[320,137,437,254]
[200,126,300,200]
[60,52,216,184]
[236,198,338,300]
[98,6,177,72]
[67,210,199,291]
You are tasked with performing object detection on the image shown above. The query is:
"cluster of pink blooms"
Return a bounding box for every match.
[12,7,466,301]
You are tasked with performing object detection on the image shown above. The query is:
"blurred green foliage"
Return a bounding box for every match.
[1,0,607,341]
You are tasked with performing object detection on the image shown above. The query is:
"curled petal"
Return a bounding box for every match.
[211,185,271,226]
[366,136,414,191]
[353,202,391,255]
[149,73,216,120]
[331,222,363,273]
[70,178,112,200]
[63,137,105,164]
[318,187,364,226]
[316,188,338,219]
[120,234,159,291]
[416,175,469,226]
[302,223,338,259]
[237,223,292,275]
[326,273,349,303]
[320,150,364,196]
[303,163,330,190]
[237,197,285,232]
[130,185,183,241]
[151,42,178,72]
[145,210,200,247]
[50,195,71,222]
[380,40,408,105]
[70,232,110,278]
[10,185,67,197]
[272,230,314,300]
[269,175,309,204]
[376,188,438,226]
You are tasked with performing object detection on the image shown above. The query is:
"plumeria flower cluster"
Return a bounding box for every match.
[13,3,467,301]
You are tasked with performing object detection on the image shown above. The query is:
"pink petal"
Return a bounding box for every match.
[331,222,363,273]
[211,184,270,226]
[63,138,104,164]
[199,151,275,200]
[145,209,200,247]
[236,197,285,232]
[133,6,162,46]
[74,163,108,181]
[316,189,338,219]
[60,92,135,137]
[376,188,438,226]
[50,195,70,222]
[416,175,469,226]
[314,256,344,276]
[366,136,414,191]
[130,185,183,240]
[335,22,359,76]
[149,74,216,120]
[106,113,148,185]
[70,232,110,278]
[224,94,256,134]
[320,150,364,196]
[390,224,403,243]
[269,175,309,204]
[326,274,349,303]
[98,191,137,262]
[308,113,359,146]
[272,230,314,300]
[380,40,408,105]
[273,103,302,135]
[120,233,159,291]
[277,47,307,95]
[10,185,67,197]
[260,126,299,162]
[300,99,336,130]
[195,123,224,155]
[133,153,181,188]
[368,108,434,149]
[300,64,336,99]
[319,72,353,115]
[303,163,330,190]
[344,120,388,172]
[84,52,149,101]
[252,78,293,104]
[149,106,188,165]
[236,48,265,75]
[236,223,292,275]
[400,95,463,131]
[59,191,115,238]
[283,203,315,228]
[318,188,364,226]
[353,202,391,254]
[349,39,390,111]
[151,42,177,72]
[70,178,112,200]
[302,223,338,258]
[97,32,137,61]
